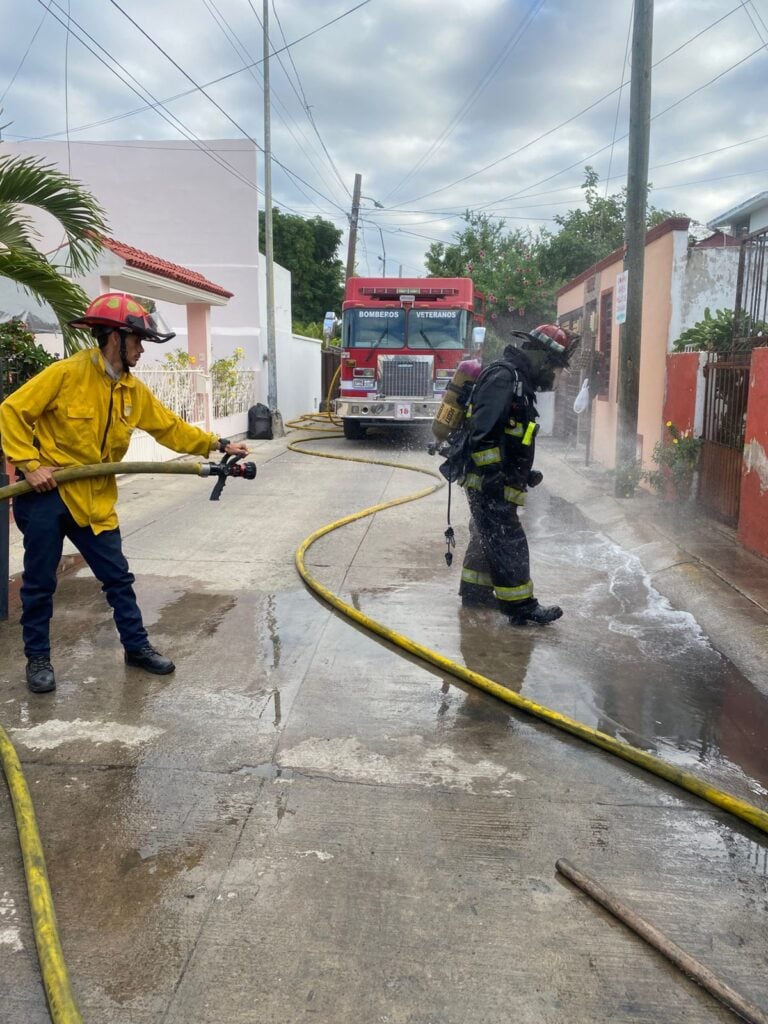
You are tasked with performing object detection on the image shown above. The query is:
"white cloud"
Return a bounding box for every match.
[1,0,765,274]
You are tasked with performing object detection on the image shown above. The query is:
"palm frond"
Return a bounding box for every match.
[0,249,95,353]
[0,155,107,274]
[0,202,37,252]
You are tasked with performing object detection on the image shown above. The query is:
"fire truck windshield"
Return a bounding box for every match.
[344,309,405,348]
[343,308,467,349]
[407,308,466,349]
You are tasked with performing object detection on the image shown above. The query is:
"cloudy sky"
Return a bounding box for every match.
[1,0,766,276]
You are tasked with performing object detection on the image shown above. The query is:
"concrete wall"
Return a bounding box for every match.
[258,261,293,412]
[278,334,323,424]
[738,347,768,559]
[668,244,740,347]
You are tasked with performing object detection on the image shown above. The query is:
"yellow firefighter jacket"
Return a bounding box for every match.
[0,348,219,534]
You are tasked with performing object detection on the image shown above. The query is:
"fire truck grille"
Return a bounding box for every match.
[379,356,432,397]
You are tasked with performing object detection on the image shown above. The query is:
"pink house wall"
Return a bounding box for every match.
[738,347,768,559]
[556,219,690,471]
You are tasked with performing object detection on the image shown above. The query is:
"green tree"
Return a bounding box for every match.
[425,210,555,347]
[0,154,107,352]
[0,318,57,397]
[259,209,344,329]
[537,166,684,286]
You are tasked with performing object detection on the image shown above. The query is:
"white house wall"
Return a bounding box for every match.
[2,138,264,368]
[278,335,322,423]
[255,260,318,421]
[668,243,740,349]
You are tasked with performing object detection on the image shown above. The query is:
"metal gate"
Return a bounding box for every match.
[697,351,751,525]
[733,224,768,341]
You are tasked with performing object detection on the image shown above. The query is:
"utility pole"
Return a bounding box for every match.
[345,173,362,280]
[263,0,281,432]
[615,0,653,497]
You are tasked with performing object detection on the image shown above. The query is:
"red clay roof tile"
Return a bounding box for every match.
[101,236,234,299]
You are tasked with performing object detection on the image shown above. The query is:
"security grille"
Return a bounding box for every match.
[698,351,751,525]
[378,355,433,396]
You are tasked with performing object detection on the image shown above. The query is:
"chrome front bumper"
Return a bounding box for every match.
[335,398,441,423]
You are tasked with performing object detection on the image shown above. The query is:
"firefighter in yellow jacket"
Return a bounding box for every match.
[0,292,248,694]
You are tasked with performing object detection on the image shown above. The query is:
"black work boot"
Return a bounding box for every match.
[26,656,56,694]
[508,602,563,626]
[124,645,175,675]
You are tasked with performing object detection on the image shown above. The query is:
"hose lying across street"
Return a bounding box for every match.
[0,436,767,1024]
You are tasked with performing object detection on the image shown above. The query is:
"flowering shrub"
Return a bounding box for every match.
[645,421,702,499]
[162,348,197,369]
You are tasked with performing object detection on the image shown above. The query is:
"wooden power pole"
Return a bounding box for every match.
[345,173,362,280]
[615,0,653,497]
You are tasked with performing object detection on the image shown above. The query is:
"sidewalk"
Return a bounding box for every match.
[536,438,768,693]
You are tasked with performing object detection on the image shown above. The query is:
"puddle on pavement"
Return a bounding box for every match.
[339,492,768,810]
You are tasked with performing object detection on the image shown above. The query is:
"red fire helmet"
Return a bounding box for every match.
[528,323,569,355]
[69,292,175,343]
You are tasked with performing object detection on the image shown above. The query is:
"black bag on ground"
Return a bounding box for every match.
[247,403,273,440]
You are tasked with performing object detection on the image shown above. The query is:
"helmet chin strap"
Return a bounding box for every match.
[118,330,131,372]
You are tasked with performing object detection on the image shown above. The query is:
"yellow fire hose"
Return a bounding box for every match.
[0,459,210,504]
[289,432,768,837]
[0,725,83,1024]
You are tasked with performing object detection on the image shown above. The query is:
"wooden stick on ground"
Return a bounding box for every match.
[555,858,768,1024]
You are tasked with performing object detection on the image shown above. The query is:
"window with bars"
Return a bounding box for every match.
[596,290,613,399]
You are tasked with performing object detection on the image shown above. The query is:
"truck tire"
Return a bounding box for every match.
[342,418,367,440]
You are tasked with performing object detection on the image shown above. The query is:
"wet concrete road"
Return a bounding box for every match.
[0,429,766,1022]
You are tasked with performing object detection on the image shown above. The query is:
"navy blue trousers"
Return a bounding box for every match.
[13,489,148,657]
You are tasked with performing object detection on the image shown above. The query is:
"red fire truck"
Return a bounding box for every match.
[334,276,485,439]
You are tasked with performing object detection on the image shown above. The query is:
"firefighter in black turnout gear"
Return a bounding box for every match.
[458,324,579,624]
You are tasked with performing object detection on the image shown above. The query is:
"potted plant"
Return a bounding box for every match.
[645,421,702,501]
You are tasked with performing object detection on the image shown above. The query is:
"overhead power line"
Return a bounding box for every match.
[35,0,270,203]
[265,0,351,199]
[200,0,348,216]
[398,1,755,207]
[383,0,546,203]
[104,0,348,214]
[484,42,767,212]
[16,0,373,148]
